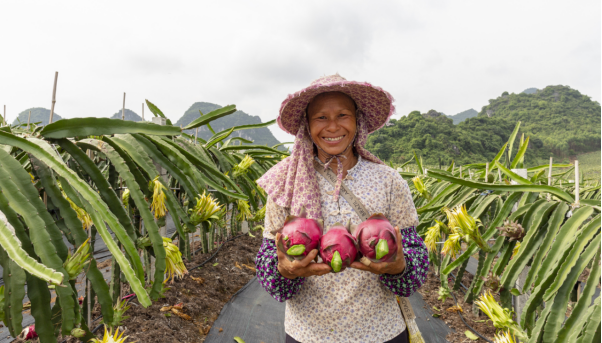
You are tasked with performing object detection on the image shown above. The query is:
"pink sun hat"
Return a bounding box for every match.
[277,73,396,135]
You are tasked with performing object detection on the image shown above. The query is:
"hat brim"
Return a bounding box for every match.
[277,80,395,135]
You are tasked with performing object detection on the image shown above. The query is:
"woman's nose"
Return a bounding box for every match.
[325,118,339,132]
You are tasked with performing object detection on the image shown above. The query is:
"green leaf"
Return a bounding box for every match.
[506,121,521,163]
[40,118,180,138]
[85,138,167,301]
[233,337,246,343]
[145,99,167,118]
[205,127,234,149]
[0,211,63,284]
[465,330,479,340]
[510,136,530,169]
[555,249,602,342]
[495,161,532,185]
[510,288,522,296]
[220,144,290,155]
[0,132,151,307]
[527,163,572,173]
[426,169,574,203]
[184,105,237,130]
[213,263,219,267]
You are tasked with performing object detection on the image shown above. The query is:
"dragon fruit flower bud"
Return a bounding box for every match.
[354,214,398,263]
[319,222,358,273]
[272,206,323,261]
[71,328,86,338]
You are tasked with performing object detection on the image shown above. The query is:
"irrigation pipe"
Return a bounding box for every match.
[448,272,493,343]
[450,292,493,343]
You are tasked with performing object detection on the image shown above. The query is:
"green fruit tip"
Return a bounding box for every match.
[286,244,306,256]
[376,239,389,260]
[331,251,342,273]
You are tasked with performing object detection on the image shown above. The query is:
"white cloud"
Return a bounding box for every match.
[0,0,599,143]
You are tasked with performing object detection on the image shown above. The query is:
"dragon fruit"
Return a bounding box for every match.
[354,213,398,262]
[319,222,358,272]
[271,207,323,261]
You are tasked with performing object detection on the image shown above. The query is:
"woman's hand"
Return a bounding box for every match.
[350,228,406,275]
[276,233,332,279]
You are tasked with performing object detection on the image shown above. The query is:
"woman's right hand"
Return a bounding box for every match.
[276,233,332,279]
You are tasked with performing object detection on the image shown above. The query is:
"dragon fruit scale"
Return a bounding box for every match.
[271,207,323,261]
[354,213,398,263]
[319,222,358,273]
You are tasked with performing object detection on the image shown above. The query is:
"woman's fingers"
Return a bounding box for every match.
[297,249,319,268]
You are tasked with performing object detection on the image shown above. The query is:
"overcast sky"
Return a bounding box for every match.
[1,1,599,142]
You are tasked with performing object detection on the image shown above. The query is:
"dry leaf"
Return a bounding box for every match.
[203,326,211,335]
[219,328,223,332]
[242,264,256,272]
[190,275,205,284]
[160,306,173,312]
[173,302,184,310]
[447,305,463,313]
[171,308,191,320]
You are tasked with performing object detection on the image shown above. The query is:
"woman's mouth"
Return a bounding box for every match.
[322,135,345,142]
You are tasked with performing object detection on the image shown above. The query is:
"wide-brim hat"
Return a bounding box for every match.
[277,73,395,135]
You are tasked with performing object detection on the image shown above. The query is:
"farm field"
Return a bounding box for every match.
[0,104,599,343]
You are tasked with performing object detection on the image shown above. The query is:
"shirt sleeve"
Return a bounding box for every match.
[379,225,429,297]
[255,197,305,302]
[380,172,428,297]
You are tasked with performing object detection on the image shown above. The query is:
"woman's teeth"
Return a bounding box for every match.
[323,136,344,142]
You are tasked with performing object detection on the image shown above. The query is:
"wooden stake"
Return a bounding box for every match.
[122,92,126,120]
[2,105,5,126]
[485,162,489,182]
[460,166,462,178]
[575,160,579,206]
[195,127,198,145]
[27,110,31,128]
[142,103,144,121]
[49,72,58,124]
[498,168,502,182]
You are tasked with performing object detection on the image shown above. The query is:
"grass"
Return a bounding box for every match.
[575,151,601,181]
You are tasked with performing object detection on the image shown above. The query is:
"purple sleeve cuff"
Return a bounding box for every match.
[255,238,305,302]
[379,226,429,297]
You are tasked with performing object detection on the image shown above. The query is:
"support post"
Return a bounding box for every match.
[2,105,5,126]
[485,162,489,182]
[142,103,145,121]
[27,110,31,128]
[49,72,58,124]
[122,92,126,120]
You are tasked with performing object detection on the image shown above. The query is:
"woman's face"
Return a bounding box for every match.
[307,92,357,156]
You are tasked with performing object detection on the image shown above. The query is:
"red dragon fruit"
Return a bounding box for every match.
[354,213,398,262]
[319,222,358,272]
[271,207,323,261]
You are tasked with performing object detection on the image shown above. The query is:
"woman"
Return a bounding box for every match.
[255,74,428,343]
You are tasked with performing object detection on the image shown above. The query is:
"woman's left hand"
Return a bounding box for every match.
[350,227,406,275]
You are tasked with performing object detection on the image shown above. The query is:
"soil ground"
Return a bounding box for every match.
[61,234,262,343]
[417,266,498,343]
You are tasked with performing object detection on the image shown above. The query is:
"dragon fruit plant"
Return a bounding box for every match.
[354,214,398,263]
[271,207,323,261]
[319,222,358,272]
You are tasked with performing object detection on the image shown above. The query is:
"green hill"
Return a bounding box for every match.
[175,102,281,147]
[12,108,63,127]
[478,85,600,157]
[365,110,547,166]
[446,108,478,124]
[110,109,144,122]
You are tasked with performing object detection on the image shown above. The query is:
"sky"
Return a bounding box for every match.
[1,0,600,143]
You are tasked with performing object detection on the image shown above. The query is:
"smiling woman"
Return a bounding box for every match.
[255,74,429,343]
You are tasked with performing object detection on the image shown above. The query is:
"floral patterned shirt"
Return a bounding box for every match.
[255,157,428,343]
